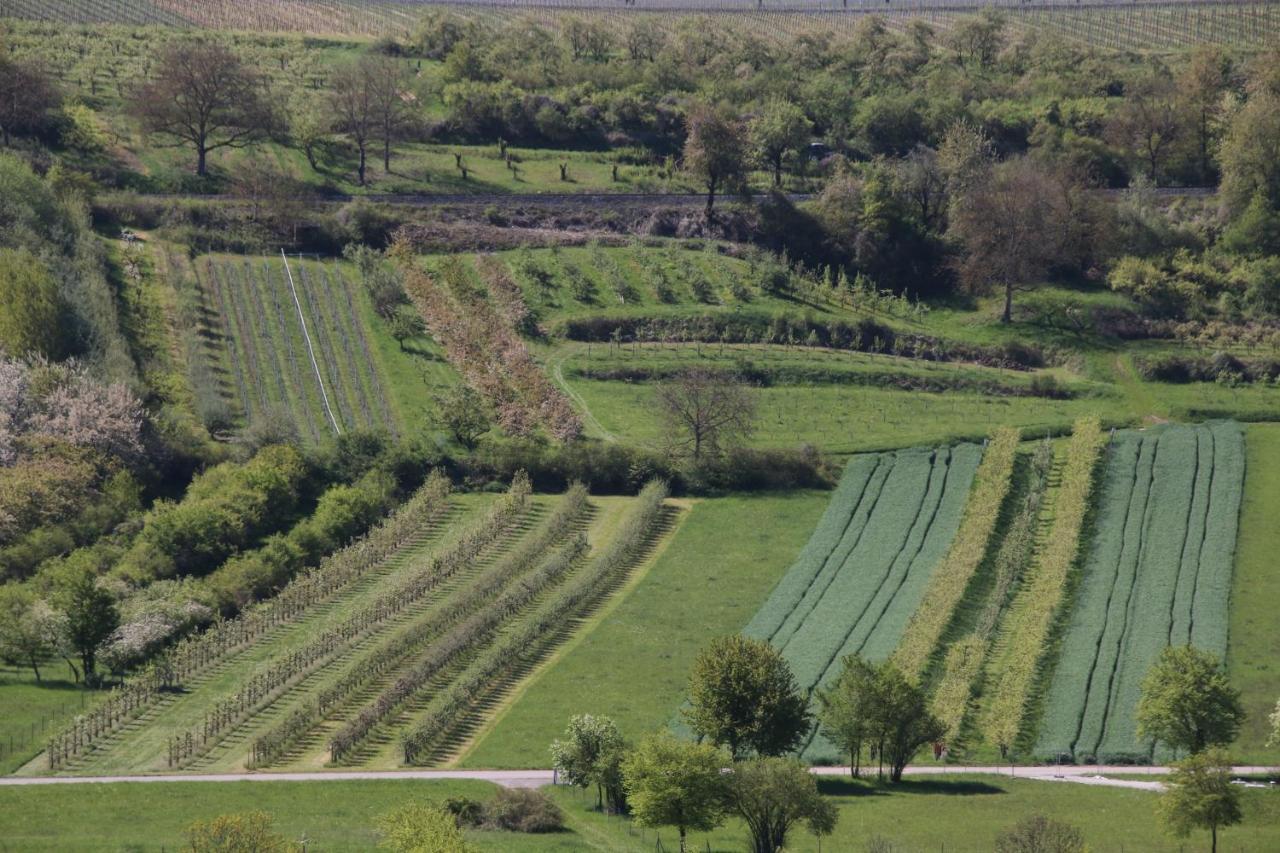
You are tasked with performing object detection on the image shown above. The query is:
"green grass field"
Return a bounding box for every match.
[458,492,831,768]
[1229,424,1280,765]
[2,774,1277,852]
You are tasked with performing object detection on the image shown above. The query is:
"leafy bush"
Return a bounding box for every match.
[483,789,565,833]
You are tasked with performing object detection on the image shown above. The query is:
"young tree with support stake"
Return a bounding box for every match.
[622,732,728,853]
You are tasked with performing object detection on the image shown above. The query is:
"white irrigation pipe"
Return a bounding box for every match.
[281,250,342,436]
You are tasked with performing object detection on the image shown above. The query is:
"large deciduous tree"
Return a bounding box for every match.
[1137,645,1244,756]
[683,103,749,221]
[53,559,118,685]
[683,635,810,759]
[817,654,944,782]
[750,98,811,188]
[130,41,275,177]
[331,55,415,184]
[726,757,836,853]
[656,369,755,462]
[1105,71,1181,185]
[949,155,1092,324]
[0,54,59,148]
[622,732,728,853]
[1218,89,1280,217]
[1158,749,1243,853]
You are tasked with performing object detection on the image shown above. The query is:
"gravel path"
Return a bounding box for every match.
[2,766,1270,790]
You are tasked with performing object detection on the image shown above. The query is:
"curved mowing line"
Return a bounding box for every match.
[770,455,893,649]
[1185,428,1218,643]
[282,251,341,436]
[796,449,944,687]
[1068,439,1141,756]
[1092,433,1163,756]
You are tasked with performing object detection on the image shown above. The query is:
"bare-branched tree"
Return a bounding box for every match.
[130,41,274,177]
[657,369,756,461]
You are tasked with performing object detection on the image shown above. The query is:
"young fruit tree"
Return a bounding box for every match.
[621,732,729,853]
[1157,749,1243,853]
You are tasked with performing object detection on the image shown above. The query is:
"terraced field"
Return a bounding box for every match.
[743,444,982,762]
[196,255,396,440]
[1035,421,1245,763]
[32,477,678,775]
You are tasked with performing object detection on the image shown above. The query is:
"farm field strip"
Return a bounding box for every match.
[931,441,1054,744]
[1036,421,1244,762]
[980,417,1106,756]
[196,255,392,440]
[893,428,1020,679]
[743,444,982,761]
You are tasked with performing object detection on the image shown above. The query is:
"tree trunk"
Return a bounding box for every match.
[383,135,391,173]
[63,657,80,684]
[28,654,41,683]
[1002,281,1013,324]
[1211,823,1217,853]
[679,826,687,853]
[705,175,717,221]
[773,157,783,187]
[197,145,208,177]
[80,650,95,686]
[304,143,318,171]
[357,141,367,185]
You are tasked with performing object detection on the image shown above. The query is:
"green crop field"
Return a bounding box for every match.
[1036,422,1245,763]
[743,445,982,761]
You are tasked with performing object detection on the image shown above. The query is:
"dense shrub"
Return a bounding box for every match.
[483,789,565,833]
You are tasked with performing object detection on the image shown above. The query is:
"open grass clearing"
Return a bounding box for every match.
[0,663,93,775]
[458,492,830,768]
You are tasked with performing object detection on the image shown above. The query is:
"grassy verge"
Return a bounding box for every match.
[458,492,830,768]
[0,779,579,852]
[549,774,1280,853]
[0,663,92,774]
[1229,424,1280,764]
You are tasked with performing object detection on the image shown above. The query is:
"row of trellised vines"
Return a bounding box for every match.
[930,439,1054,743]
[891,427,1021,680]
[328,533,590,764]
[980,417,1107,756]
[402,478,670,765]
[250,483,590,768]
[165,472,532,768]
[45,470,452,770]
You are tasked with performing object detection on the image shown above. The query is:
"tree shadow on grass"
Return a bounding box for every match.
[818,777,1006,798]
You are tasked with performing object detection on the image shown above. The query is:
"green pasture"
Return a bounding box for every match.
[2,774,1278,852]
[0,663,92,775]
[458,491,830,768]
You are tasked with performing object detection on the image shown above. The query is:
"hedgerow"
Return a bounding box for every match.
[893,427,1020,680]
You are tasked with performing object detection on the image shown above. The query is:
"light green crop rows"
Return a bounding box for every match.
[744,443,982,763]
[1035,421,1244,763]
